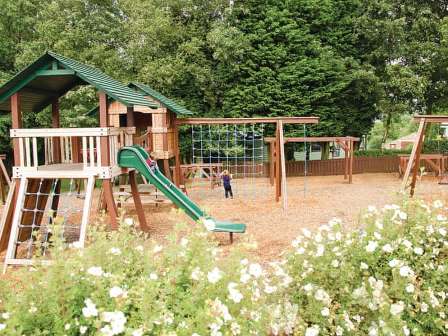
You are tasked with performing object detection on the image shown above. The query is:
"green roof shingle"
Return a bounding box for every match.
[0,51,157,113]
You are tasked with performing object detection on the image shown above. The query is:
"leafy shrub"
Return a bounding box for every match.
[423,139,448,154]
[0,200,447,335]
[354,149,411,157]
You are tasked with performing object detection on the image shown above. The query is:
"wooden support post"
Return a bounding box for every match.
[344,141,349,180]
[401,119,426,195]
[173,119,182,187]
[99,91,118,229]
[163,159,172,181]
[275,123,281,202]
[126,106,135,127]
[349,140,354,184]
[129,170,148,231]
[269,141,275,186]
[278,121,287,210]
[1,93,22,252]
[52,101,61,163]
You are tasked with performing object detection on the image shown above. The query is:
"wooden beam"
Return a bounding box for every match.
[126,106,135,127]
[349,140,354,184]
[413,115,448,123]
[173,117,182,187]
[265,136,360,143]
[176,117,319,125]
[52,100,61,163]
[129,170,148,231]
[269,141,275,186]
[279,121,287,210]
[99,91,118,228]
[11,93,22,166]
[275,123,281,202]
[401,118,426,194]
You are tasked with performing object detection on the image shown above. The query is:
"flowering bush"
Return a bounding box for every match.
[0,199,447,335]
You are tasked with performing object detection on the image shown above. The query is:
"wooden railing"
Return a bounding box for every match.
[10,127,135,173]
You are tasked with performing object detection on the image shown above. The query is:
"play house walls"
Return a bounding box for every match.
[107,100,176,160]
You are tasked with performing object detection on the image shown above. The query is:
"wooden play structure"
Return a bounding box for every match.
[401,115,448,195]
[265,136,359,184]
[398,154,448,179]
[0,51,319,270]
[174,117,319,209]
[0,52,156,268]
[88,82,193,181]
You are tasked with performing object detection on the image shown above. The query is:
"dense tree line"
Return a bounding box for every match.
[1,0,448,154]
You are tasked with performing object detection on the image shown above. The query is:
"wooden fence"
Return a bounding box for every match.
[285,156,400,177]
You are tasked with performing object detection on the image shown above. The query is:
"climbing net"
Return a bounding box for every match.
[12,178,89,260]
[189,124,269,199]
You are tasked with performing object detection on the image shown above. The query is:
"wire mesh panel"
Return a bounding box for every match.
[3,177,95,269]
[189,124,270,200]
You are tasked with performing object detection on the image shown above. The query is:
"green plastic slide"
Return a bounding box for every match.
[117,145,246,234]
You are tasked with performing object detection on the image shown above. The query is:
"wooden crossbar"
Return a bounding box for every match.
[176,117,319,125]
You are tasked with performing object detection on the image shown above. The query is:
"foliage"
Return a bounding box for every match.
[0,199,447,335]
[354,149,411,158]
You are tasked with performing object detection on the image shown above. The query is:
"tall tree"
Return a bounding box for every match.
[222,0,381,138]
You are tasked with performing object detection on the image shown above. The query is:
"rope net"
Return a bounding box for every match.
[189,124,270,200]
[13,178,88,260]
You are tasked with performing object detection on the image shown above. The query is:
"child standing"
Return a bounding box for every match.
[221,170,233,199]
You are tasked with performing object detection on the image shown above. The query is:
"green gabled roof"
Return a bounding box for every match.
[130,82,194,115]
[0,51,157,113]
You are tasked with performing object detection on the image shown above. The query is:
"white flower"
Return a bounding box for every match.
[87,266,104,277]
[135,245,144,252]
[402,239,412,249]
[368,205,377,213]
[360,262,369,270]
[207,267,223,284]
[437,215,447,222]
[405,284,415,293]
[28,306,37,313]
[366,240,378,253]
[153,244,163,253]
[0,324,5,331]
[191,267,203,281]
[80,326,87,334]
[101,311,127,335]
[228,282,243,303]
[399,266,414,277]
[380,243,392,253]
[303,283,314,292]
[123,217,134,226]
[180,238,189,247]
[231,322,241,335]
[305,325,320,336]
[132,328,144,336]
[421,302,428,312]
[296,247,305,254]
[331,259,340,268]
[403,326,410,336]
[82,298,98,318]
[414,247,424,255]
[314,289,330,305]
[109,286,127,298]
[373,232,382,240]
[109,247,121,255]
[64,323,71,330]
[335,326,344,335]
[321,307,330,316]
[315,244,325,257]
[368,326,378,336]
[1,313,10,320]
[302,228,312,238]
[439,228,447,236]
[390,301,405,315]
[433,200,443,208]
[248,263,263,278]
[149,272,158,280]
[388,259,400,267]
